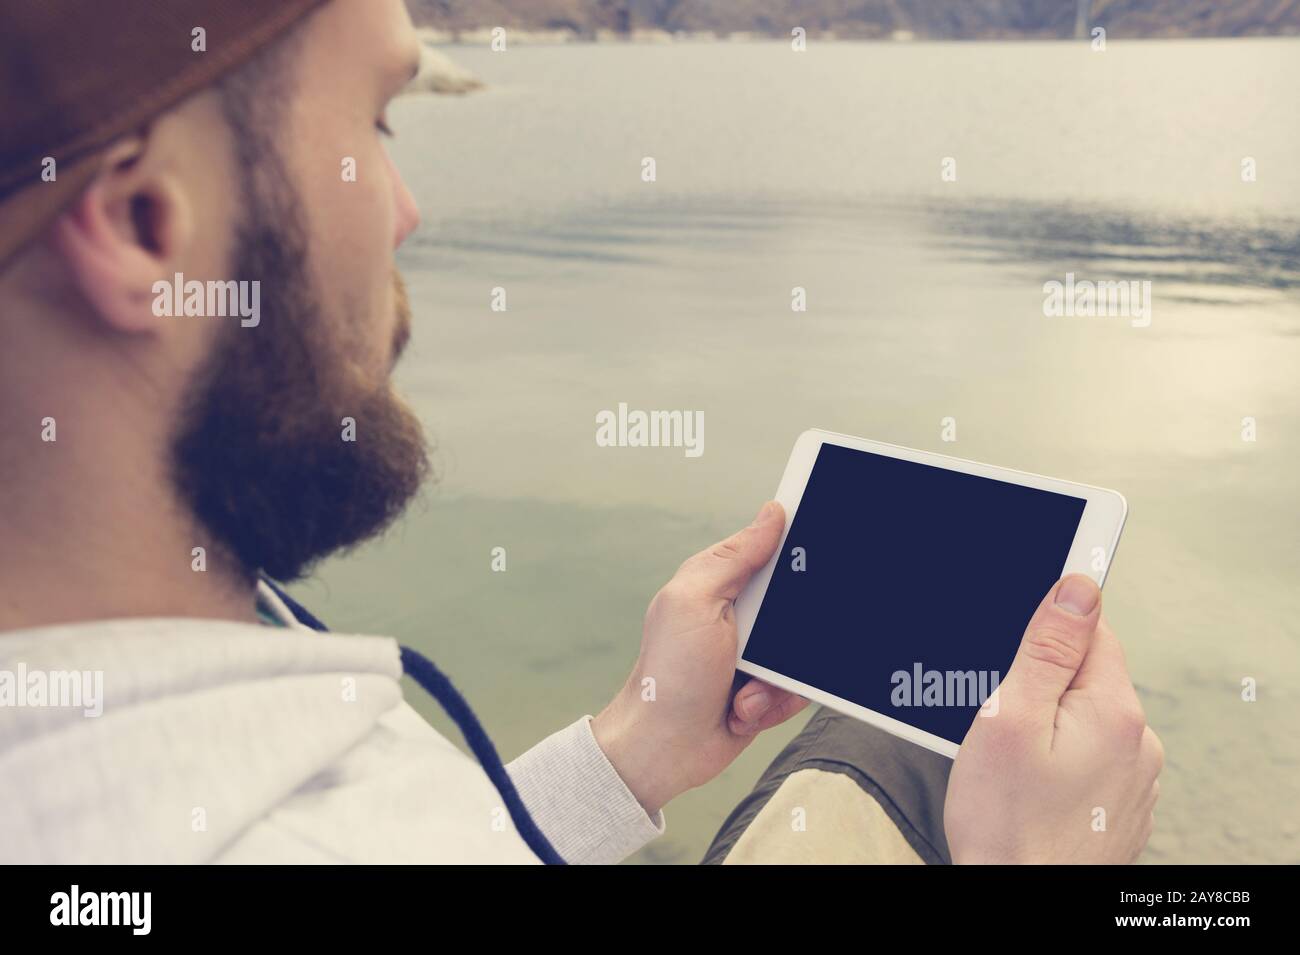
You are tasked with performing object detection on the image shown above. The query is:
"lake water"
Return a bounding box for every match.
[288,39,1300,863]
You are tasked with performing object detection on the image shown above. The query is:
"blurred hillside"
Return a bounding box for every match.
[408,0,1300,40]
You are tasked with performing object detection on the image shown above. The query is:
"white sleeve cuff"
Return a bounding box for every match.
[505,714,667,865]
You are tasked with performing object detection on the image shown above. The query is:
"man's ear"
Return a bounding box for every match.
[47,135,194,334]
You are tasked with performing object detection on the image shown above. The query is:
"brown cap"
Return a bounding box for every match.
[0,0,331,271]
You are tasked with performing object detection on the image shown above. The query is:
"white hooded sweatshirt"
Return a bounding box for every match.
[0,582,666,864]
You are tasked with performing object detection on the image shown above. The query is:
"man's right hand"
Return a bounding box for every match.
[944,574,1164,864]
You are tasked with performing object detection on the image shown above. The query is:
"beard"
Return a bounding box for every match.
[170,198,429,583]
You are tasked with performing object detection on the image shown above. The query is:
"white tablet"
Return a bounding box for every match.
[734,429,1128,759]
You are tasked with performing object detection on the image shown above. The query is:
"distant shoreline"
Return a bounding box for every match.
[416,27,1300,47]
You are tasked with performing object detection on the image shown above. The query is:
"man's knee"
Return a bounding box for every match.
[702,707,953,864]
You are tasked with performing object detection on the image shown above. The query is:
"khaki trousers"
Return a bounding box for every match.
[701,706,953,865]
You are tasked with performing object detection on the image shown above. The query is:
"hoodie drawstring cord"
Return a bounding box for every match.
[261,579,566,866]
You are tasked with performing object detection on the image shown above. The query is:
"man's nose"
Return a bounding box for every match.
[394,178,420,247]
[384,149,421,248]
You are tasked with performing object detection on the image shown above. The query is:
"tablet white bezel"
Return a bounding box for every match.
[733,428,1128,759]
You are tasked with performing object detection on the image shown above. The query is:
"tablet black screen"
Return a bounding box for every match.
[741,442,1086,747]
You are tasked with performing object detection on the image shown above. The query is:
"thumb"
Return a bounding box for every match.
[1000,574,1103,719]
[677,501,785,600]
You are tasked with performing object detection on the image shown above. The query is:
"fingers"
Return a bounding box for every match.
[732,676,782,722]
[1069,614,1138,703]
[1000,574,1103,727]
[1137,777,1161,861]
[729,677,809,735]
[675,501,785,601]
